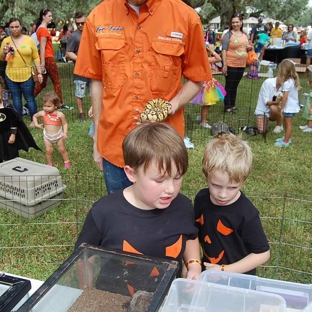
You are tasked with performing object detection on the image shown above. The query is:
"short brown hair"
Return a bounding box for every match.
[42,92,61,108]
[74,12,85,19]
[123,123,188,176]
[202,134,253,183]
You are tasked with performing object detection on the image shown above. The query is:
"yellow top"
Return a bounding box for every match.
[0,35,40,82]
[270,28,283,39]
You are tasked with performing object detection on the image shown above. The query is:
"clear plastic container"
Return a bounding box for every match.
[161,278,287,312]
[200,271,312,310]
[303,302,312,311]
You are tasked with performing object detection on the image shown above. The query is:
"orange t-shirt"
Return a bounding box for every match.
[74,0,212,167]
[226,33,249,68]
[37,27,54,58]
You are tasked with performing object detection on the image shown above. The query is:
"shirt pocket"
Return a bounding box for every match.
[95,37,126,90]
[149,40,185,95]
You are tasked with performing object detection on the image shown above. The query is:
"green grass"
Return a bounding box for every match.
[0,64,311,285]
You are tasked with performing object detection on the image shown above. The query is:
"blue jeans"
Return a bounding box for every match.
[5,74,37,121]
[102,158,132,194]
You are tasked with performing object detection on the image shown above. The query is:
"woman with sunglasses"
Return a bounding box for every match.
[34,9,72,110]
[0,18,42,125]
[221,13,252,113]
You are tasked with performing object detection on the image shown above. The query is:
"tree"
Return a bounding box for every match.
[0,0,308,31]
[182,0,309,29]
[0,0,100,29]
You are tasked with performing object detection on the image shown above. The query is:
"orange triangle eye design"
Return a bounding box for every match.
[123,240,143,255]
[127,284,135,296]
[217,220,233,236]
[204,235,212,244]
[150,267,160,277]
[196,214,204,225]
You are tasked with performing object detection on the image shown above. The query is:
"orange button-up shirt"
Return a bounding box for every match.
[75,0,211,167]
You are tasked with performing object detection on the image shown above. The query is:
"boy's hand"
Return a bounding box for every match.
[204,262,222,271]
[63,133,68,139]
[186,263,201,280]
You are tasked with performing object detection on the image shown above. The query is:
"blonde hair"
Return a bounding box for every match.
[123,123,188,176]
[277,59,301,89]
[202,134,253,183]
[42,92,61,108]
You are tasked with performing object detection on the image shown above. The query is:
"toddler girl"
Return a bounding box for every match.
[275,59,301,147]
[299,76,312,132]
[192,44,226,128]
[33,92,70,167]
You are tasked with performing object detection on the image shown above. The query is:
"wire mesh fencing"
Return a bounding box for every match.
[1,60,276,144]
[0,173,311,284]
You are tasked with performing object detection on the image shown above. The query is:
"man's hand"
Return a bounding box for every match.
[93,142,103,171]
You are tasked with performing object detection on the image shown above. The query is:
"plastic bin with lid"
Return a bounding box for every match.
[161,278,287,312]
[200,271,312,310]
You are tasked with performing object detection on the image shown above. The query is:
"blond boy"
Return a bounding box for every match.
[194,135,270,275]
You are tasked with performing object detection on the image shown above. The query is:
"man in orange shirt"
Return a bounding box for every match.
[75,0,212,194]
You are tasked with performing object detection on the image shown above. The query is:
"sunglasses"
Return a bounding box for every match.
[76,22,85,26]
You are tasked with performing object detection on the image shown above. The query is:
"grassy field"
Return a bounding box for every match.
[0,62,311,285]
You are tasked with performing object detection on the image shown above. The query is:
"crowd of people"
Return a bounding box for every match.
[1,3,312,293]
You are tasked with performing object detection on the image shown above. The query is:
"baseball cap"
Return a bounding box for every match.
[258,17,263,22]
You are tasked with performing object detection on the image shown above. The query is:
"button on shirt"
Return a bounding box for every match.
[74,0,211,167]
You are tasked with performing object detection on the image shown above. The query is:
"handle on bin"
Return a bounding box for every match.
[12,166,28,173]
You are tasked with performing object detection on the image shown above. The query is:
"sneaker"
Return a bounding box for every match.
[62,56,67,63]
[276,136,292,143]
[79,112,86,121]
[60,104,73,110]
[299,125,309,130]
[184,137,194,149]
[303,127,312,132]
[22,106,29,116]
[275,140,290,147]
[200,122,212,129]
[196,115,201,122]
[272,125,283,133]
[64,162,71,169]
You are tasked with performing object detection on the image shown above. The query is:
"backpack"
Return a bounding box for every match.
[30,32,39,50]
[30,26,43,51]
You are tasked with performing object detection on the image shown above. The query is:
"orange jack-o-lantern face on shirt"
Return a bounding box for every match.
[122,236,183,295]
[196,215,234,263]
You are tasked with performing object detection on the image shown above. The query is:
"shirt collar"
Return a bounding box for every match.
[124,0,162,15]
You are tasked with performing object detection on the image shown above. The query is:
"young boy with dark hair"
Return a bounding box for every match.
[75,123,201,289]
[194,134,270,275]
